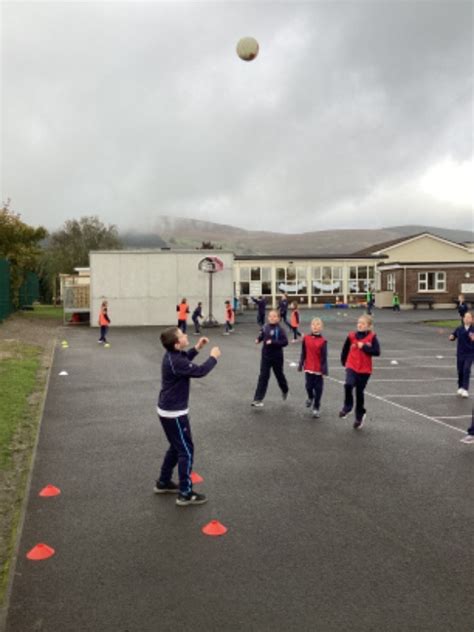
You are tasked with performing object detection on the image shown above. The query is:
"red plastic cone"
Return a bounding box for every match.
[202,520,228,536]
[26,543,55,560]
[190,471,203,484]
[39,484,61,497]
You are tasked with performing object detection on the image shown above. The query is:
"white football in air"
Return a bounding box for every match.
[236,37,259,61]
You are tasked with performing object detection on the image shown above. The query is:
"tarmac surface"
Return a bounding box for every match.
[3,309,474,632]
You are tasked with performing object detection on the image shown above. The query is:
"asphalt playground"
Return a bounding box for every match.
[3,309,473,632]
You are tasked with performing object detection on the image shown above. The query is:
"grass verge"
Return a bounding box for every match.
[0,340,46,606]
[424,320,459,328]
[19,305,62,320]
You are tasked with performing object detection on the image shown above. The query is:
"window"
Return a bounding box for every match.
[275,266,308,295]
[240,266,272,296]
[418,272,446,292]
[312,266,343,295]
[349,266,375,293]
[251,267,261,281]
[387,273,395,291]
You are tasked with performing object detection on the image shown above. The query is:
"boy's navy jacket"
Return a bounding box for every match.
[341,331,381,366]
[257,324,288,357]
[451,325,474,357]
[192,306,202,320]
[157,347,217,413]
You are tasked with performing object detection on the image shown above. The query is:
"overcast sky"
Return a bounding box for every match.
[1,0,473,234]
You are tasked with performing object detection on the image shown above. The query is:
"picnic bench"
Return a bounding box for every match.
[410,296,435,309]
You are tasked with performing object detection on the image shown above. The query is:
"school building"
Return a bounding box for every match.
[78,232,472,326]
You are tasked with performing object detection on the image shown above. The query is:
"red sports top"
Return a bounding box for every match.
[345,331,375,374]
[177,303,189,320]
[302,334,326,373]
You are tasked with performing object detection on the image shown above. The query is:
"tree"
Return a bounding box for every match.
[0,200,47,306]
[39,215,122,300]
[199,240,222,250]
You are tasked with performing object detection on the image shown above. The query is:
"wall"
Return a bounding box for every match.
[90,250,234,326]
[381,235,472,263]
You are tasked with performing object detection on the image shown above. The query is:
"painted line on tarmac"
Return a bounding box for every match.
[435,415,472,419]
[326,376,465,434]
[369,378,456,383]
[381,393,454,398]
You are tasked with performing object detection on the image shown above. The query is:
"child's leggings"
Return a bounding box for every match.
[343,369,370,421]
[457,356,473,391]
[305,373,324,409]
[290,326,302,340]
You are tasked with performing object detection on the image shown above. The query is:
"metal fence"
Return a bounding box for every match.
[0,259,41,320]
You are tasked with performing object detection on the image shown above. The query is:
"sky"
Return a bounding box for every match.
[1,0,473,235]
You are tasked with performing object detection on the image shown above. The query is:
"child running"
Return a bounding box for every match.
[192,302,203,335]
[298,318,328,418]
[289,301,302,342]
[155,328,220,506]
[223,300,235,335]
[176,298,190,333]
[449,311,474,399]
[339,314,381,429]
[251,310,289,407]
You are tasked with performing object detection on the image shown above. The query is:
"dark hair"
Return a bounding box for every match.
[160,327,180,351]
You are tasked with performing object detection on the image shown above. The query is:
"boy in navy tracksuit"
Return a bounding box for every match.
[298,318,328,418]
[449,311,474,400]
[192,302,203,334]
[339,314,381,429]
[278,294,290,327]
[251,296,267,327]
[155,327,220,506]
[251,310,289,407]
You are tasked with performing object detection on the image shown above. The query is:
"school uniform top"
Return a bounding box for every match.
[251,297,267,315]
[192,306,202,320]
[299,333,328,375]
[341,330,381,374]
[451,325,474,357]
[257,324,288,358]
[157,348,217,417]
[225,305,235,323]
[278,298,288,315]
[457,302,469,318]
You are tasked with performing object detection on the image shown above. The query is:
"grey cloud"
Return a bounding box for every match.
[1,1,472,233]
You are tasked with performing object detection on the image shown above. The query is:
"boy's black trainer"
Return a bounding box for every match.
[154,481,179,494]
[176,492,208,506]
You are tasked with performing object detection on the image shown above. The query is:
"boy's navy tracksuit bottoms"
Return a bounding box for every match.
[158,415,194,496]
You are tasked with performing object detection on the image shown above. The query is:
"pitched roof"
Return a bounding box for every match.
[352,232,467,256]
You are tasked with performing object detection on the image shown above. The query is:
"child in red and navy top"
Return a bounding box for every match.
[176,298,190,333]
[223,300,235,335]
[290,301,302,342]
[339,314,380,429]
[298,318,328,418]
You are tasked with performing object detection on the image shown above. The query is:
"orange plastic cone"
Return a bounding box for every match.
[202,520,228,536]
[190,471,203,484]
[39,484,61,497]
[26,543,55,560]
